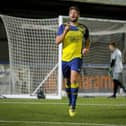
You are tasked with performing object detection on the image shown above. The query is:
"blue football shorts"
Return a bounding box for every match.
[62,58,82,79]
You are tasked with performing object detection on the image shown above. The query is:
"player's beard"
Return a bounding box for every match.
[70,17,78,22]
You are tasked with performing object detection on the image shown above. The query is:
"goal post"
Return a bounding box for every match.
[57,16,63,99]
[0,15,126,99]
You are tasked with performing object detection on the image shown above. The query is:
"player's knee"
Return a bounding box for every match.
[71,80,78,84]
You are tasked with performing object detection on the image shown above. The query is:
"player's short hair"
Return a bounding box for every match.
[108,42,117,47]
[69,6,80,14]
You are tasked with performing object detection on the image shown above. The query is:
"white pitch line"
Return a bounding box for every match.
[0,120,125,126]
[0,102,126,107]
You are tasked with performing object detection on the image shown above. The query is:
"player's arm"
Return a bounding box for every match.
[108,59,115,77]
[109,59,115,71]
[84,37,90,51]
[108,52,116,76]
[110,59,116,68]
[82,27,90,56]
[56,24,70,45]
[110,52,117,68]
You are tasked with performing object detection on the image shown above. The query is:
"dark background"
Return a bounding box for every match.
[0,0,126,63]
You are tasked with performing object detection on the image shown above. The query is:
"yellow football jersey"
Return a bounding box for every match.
[57,23,89,62]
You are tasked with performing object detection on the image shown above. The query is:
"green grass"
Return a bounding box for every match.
[0,97,126,126]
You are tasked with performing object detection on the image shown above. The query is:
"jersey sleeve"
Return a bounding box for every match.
[56,24,65,36]
[83,26,90,49]
[84,27,89,40]
[110,59,116,67]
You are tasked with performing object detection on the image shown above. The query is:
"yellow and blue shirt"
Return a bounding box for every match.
[57,23,89,62]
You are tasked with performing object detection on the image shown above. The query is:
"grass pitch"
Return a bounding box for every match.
[0,97,126,126]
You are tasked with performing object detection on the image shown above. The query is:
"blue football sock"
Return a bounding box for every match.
[65,83,71,106]
[70,83,79,110]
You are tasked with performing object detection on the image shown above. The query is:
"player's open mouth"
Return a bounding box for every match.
[72,17,76,19]
[71,17,78,22]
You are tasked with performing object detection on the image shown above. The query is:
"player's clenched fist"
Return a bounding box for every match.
[64,25,70,33]
[82,48,89,56]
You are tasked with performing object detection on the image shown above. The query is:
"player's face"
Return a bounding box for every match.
[69,9,79,22]
[109,45,115,52]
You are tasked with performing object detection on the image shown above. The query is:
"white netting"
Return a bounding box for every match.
[1,15,60,98]
[82,18,126,94]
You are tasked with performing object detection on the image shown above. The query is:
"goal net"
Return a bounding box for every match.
[0,15,126,98]
[0,15,62,99]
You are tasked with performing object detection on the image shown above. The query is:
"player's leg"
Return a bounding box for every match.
[109,72,119,98]
[64,78,71,106]
[112,78,126,98]
[70,70,80,109]
[113,79,119,98]
[108,80,118,98]
[62,61,71,106]
[114,80,126,93]
[119,82,126,91]
[69,58,82,116]
[109,73,126,98]
[116,73,126,93]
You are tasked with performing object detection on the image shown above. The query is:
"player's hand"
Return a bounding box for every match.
[82,48,89,56]
[64,25,70,33]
